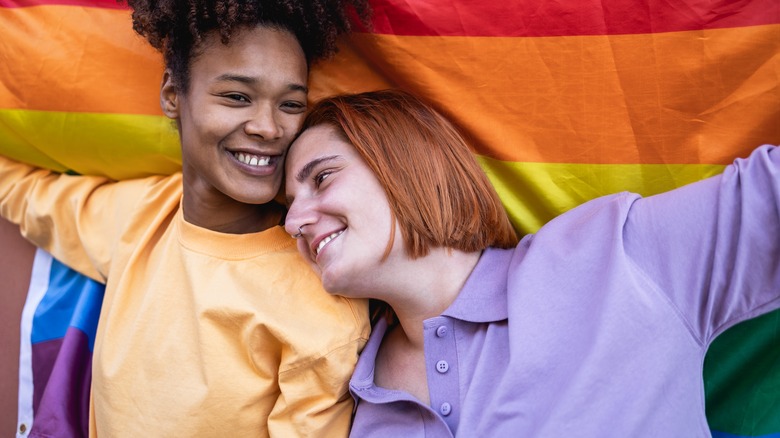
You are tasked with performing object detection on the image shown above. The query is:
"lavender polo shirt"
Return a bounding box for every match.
[349,145,780,437]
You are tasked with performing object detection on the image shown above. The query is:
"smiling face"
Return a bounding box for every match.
[284,125,402,296]
[162,25,308,220]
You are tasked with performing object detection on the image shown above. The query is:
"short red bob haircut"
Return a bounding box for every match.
[299,89,518,259]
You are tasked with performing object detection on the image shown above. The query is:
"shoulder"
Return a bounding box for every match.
[504,192,641,287]
[276,293,370,375]
[522,192,638,249]
[115,172,182,199]
[112,172,183,222]
[253,244,370,366]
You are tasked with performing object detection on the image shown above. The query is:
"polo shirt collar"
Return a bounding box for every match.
[441,246,513,323]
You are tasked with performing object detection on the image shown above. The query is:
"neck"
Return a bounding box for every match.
[182,192,284,234]
[383,248,481,348]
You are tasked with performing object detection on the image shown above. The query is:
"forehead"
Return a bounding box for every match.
[290,123,341,155]
[190,25,307,84]
[286,126,353,175]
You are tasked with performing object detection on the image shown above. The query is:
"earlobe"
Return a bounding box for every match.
[160,70,179,118]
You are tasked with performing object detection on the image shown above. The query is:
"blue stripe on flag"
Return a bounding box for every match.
[30,258,104,351]
[712,431,780,438]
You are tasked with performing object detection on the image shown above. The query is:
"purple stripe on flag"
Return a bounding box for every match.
[30,327,92,438]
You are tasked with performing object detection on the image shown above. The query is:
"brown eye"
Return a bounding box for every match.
[223,93,250,103]
[281,101,306,113]
[314,170,332,187]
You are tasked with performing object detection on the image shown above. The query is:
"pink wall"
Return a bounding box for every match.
[0,217,35,436]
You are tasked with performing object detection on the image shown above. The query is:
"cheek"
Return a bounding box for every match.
[281,114,306,141]
[179,111,221,147]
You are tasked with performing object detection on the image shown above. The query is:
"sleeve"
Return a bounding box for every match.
[624,144,780,343]
[0,155,159,282]
[267,340,364,437]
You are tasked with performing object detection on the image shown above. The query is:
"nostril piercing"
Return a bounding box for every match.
[292,226,304,239]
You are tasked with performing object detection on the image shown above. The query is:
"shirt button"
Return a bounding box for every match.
[440,402,452,416]
[436,325,448,337]
[436,360,449,373]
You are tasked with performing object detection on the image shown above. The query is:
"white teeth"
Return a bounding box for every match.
[316,230,344,255]
[235,152,270,167]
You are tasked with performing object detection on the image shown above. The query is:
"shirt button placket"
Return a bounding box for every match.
[424,317,460,433]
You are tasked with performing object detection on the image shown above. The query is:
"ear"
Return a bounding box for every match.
[160,69,180,119]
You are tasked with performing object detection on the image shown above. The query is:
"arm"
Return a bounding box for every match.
[268,339,365,437]
[624,145,780,342]
[0,155,164,281]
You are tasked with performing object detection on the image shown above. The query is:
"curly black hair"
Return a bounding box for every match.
[124,0,371,92]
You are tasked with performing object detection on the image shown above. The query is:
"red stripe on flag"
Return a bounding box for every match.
[364,0,780,36]
[5,0,777,35]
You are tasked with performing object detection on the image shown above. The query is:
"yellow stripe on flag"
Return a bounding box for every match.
[477,155,726,234]
[0,109,180,179]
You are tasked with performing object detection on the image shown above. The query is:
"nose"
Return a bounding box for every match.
[245,103,282,140]
[284,197,316,239]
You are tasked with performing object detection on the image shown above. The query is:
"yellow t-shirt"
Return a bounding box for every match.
[0,156,370,437]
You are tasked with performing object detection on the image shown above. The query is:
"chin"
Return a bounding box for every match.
[320,277,340,294]
[232,191,277,205]
[228,181,281,205]
[321,272,348,296]
[321,276,370,300]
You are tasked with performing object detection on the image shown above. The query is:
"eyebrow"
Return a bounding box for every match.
[214,73,308,94]
[295,155,342,183]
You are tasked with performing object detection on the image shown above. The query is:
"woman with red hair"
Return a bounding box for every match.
[284,89,780,437]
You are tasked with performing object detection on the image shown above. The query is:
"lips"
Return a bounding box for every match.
[313,230,345,257]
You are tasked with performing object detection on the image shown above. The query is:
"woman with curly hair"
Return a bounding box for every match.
[0,0,371,436]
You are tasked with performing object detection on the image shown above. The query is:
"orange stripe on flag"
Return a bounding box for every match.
[0,0,126,8]
[3,7,778,168]
[313,25,780,165]
[0,6,163,115]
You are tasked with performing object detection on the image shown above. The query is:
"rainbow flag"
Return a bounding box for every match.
[1,0,779,436]
[18,250,103,437]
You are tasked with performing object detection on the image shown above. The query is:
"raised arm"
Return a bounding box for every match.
[0,155,173,282]
[624,145,780,342]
